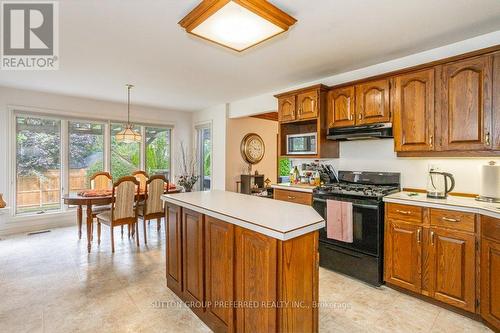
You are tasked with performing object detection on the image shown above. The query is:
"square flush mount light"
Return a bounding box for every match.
[179,0,297,52]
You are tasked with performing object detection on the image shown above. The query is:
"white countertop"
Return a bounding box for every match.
[271,183,317,193]
[384,192,500,219]
[161,190,324,240]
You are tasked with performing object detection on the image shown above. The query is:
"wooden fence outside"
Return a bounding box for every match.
[16,169,88,211]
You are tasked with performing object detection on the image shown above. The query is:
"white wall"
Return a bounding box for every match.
[192,103,228,191]
[291,140,499,194]
[0,86,192,235]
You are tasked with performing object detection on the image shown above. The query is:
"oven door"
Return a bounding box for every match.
[312,196,382,256]
[286,133,317,155]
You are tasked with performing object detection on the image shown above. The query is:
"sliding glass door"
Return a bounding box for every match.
[196,125,211,191]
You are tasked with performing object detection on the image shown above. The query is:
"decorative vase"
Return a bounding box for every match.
[0,194,6,208]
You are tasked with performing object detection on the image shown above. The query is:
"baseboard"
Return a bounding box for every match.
[0,212,75,236]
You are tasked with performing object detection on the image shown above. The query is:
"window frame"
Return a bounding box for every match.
[9,107,174,217]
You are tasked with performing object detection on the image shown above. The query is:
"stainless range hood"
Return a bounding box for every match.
[327,123,393,141]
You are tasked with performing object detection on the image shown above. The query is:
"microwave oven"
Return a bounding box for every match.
[286,133,317,155]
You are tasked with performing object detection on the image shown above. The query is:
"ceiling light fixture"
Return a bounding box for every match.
[179,0,297,52]
[115,84,142,143]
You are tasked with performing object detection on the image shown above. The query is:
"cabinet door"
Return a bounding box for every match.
[182,208,204,314]
[166,203,182,295]
[297,90,319,120]
[384,220,422,293]
[278,96,296,122]
[493,52,500,150]
[235,226,277,333]
[393,69,435,152]
[481,238,500,330]
[205,216,234,333]
[327,86,356,128]
[439,55,492,151]
[429,227,475,312]
[355,79,391,125]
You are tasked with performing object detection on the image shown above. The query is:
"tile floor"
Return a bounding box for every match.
[0,224,492,333]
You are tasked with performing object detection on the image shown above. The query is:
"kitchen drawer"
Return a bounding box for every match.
[274,189,312,205]
[481,215,500,242]
[430,208,475,233]
[386,203,423,224]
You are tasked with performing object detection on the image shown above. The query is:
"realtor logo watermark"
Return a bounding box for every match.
[1,1,59,70]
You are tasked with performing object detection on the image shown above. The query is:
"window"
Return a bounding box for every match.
[110,123,140,179]
[16,115,61,214]
[13,113,174,216]
[196,125,211,190]
[69,121,105,193]
[145,127,171,180]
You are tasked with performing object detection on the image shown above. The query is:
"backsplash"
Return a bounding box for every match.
[289,139,499,194]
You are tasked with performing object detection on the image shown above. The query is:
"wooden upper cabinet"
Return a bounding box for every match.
[182,208,204,315]
[384,220,422,293]
[493,52,500,150]
[165,203,183,295]
[429,227,476,312]
[393,69,435,152]
[439,55,492,151]
[278,95,296,122]
[297,90,319,120]
[327,86,356,128]
[355,78,391,125]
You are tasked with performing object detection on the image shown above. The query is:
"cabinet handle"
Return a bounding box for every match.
[485,132,490,146]
[430,231,435,245]
[441,217,460,222]
[287,196,296,200]
[358,113,362,120]
[396,209,411,215]
[417,229,421,243]
[429,134,433,148]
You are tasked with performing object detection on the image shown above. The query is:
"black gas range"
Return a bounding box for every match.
[312,171,400,286]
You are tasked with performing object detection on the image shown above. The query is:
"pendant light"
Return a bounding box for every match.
[115,84,142,143]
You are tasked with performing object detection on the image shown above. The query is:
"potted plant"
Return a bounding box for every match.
[176,142,199,192]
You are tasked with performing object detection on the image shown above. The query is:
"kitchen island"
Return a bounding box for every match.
[161,190,324,333]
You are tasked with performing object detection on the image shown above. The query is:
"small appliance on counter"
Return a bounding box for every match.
[477,161,500,203]
[426,168,455,199]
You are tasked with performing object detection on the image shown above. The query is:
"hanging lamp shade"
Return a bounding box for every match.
[115,84,142,143]
[115,123,142,143]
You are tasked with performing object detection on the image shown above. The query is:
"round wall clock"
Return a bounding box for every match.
[240,133,265,164]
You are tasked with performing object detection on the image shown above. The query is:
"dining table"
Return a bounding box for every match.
[63,188,181,253]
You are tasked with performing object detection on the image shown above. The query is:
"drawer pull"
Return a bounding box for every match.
[441,217,460,222]
[396,210,411,215]
[287,196,296,200]
[430,231,435,245]
[417,229,421,243]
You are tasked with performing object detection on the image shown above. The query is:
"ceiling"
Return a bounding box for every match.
[1,0,500,112]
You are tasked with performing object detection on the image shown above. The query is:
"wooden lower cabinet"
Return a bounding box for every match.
[205,216,234,333]
[235,227,278,333]
[429,227,476,312]
[481,216,500,331]
[182,208,205,317]
[384,220,422,293]
[384,203,500,331]
[165,202,182,295]
[274,188,313,205]
[164,203,319,333]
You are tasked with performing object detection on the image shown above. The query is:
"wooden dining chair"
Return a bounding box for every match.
[87,172,113,239]
[96,176,140,252]
[132,170,149,193]
[137,175,167,244]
